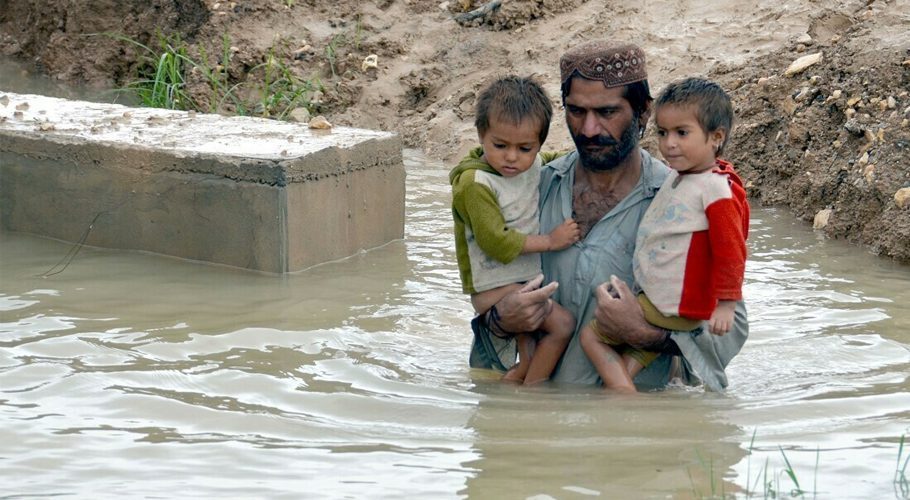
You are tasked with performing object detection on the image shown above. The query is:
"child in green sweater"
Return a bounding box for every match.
[450,75,579,384]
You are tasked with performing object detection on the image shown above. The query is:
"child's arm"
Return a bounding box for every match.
[521,218,579,253]
[706,172,750,335]
[709,300,736,335]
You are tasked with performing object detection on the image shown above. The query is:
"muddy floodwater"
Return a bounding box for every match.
[1,147,908,499]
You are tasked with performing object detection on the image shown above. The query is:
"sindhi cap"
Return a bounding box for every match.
[559,41,647,87]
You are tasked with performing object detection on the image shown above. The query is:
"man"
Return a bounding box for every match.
[469,40,748,390]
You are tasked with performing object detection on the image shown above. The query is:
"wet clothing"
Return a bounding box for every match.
[450,147,563,295]
[634,159,749,320]
[470,148,749,391]
[636,293,703,331]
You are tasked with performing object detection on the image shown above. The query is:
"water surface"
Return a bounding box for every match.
[1,150,908,499]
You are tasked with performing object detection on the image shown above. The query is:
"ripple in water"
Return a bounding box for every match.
[0,150,908,498]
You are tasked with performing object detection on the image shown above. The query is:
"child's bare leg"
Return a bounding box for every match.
[579,324,636,393]
[471,284,531,383]
[502,333,533,383]
[523,301,575,385]
[624,355,645,379]
[470,283,522,316]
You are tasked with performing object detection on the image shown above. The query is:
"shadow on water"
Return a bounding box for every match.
[1,86,909,496]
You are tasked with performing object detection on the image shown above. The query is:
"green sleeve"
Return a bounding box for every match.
[539,150,568,165]
[452,172,526,264]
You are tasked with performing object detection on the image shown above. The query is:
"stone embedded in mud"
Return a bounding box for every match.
[794,86,815,102]
[814,208,832,229]
[864,164,875,183]
[844,118,864,136]
[785,52,823,77]
[361,54,379,71]
[288,107,311,123]
[895,188,910,209]
[308,115,333,129]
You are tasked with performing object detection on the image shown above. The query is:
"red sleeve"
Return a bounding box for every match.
[704,182,748,300]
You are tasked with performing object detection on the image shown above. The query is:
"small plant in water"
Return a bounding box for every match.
[690,431,910,499]
[896,435,910,499]
[687,449,726,499]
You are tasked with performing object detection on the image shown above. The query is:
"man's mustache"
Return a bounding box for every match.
[575,134,618,148]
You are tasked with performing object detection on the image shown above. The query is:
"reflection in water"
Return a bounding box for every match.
[1,150,909,498]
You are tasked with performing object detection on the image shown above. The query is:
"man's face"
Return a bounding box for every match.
[564,78,639,172]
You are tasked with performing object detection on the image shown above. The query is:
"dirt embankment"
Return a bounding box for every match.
[1,0,908,261]
[716,10,910,262]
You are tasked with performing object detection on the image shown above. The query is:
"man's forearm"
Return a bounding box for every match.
[621,320,675,351]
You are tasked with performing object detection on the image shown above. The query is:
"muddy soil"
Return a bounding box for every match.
[1,0,908,261]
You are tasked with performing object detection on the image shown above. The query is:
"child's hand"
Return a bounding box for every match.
[708,300,736,335]
[548,218,580,251]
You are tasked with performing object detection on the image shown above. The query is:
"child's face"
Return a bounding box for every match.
[479,117,543,178]
[655,104,725,174]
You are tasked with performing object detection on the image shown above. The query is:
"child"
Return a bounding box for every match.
[450,75,580,385]
[580,77,750,392]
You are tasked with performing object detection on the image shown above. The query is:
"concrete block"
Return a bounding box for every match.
[0,92,405,273]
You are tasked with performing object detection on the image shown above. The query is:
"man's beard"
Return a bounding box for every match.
[573,120,639,172]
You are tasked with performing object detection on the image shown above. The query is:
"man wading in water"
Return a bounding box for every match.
[469,40,748,391]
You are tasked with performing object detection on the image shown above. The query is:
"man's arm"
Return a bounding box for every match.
[592,275,674,351]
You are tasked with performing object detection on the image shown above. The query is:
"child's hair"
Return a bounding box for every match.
[475,75,553,145]
[654,77,733,156]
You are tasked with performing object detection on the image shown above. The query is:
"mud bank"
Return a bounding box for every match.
[1,0,907,261]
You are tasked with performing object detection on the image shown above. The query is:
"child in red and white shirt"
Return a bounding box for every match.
[580,77,750,392]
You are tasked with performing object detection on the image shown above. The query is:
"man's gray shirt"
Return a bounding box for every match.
[538,149,748,390]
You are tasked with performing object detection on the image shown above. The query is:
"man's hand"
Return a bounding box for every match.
[494,274,558,334]
[593,275,666,350]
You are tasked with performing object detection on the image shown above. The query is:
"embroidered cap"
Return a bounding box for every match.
[559,41,648,88]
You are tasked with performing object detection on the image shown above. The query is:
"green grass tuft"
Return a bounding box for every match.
[100,31,321,121]
[102,32,196,110]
